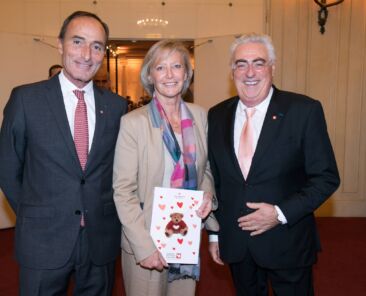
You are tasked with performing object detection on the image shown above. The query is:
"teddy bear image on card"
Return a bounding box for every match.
[165,212,188,237]
[150,187,203,264]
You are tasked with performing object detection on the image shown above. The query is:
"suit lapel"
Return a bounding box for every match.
[86,86,106,172]
[188,105,206,183]
[146,103,165,184]
[250,88,286,175]
[224,98,244,181]
[45,78,81,170]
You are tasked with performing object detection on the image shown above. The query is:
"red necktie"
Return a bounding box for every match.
[238,108,256,179]
[73,90,89,171]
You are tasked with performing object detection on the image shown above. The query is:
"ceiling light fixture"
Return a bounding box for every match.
[137,18,168,27]
[136,1,168,28]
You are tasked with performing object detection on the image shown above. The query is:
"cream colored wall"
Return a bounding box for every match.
[0,0,265,228]
[0,0,264,117]
[267,0,366,217]
[194,35,245,109]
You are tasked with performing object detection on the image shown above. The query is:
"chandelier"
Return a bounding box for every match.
[137,1,168,28]
[137,18,169,27]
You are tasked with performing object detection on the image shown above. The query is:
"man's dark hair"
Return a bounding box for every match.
[48,64,62,78]
[58,11,109,42]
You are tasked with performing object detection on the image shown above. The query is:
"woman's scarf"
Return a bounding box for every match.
[149,95,200,282]
[150,95,197,190]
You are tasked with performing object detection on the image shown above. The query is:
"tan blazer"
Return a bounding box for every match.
[113,102,218,263]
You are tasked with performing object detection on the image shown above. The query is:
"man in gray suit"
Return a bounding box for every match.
[0,11,127,295]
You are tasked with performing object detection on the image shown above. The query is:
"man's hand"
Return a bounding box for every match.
[139,250,168,271]
[196,192,213,219]
[208,242,224,265]
[238,202,280,236]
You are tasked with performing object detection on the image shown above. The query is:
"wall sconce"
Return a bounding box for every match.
[314,0,344,34]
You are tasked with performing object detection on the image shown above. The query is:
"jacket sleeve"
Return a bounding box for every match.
[0,88,27,212]
[113,114,157,263]
[198,107,219,232]
[279,100,340,225]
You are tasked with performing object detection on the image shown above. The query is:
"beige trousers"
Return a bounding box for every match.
[121,249,196,296]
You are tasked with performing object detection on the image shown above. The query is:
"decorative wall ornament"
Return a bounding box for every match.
[314,0,344,34]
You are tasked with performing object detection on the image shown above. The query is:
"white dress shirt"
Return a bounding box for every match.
[58,70,96,152]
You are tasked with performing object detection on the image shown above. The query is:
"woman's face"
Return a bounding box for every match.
[148,50,187,102]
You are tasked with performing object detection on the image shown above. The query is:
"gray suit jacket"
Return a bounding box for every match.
[0,75,128,269]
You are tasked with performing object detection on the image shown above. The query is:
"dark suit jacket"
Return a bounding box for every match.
[208,87,340,269]
[0,75,128,269]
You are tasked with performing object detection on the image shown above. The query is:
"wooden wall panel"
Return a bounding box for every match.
[267,0,366,216]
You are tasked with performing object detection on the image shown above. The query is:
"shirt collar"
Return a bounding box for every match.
[238,87,273,114]
[59,70,94,96]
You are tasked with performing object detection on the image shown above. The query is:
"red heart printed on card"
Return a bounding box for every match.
[163,217,166,220]
[194,200,199,205]
[161,243,166,248]
[190,214,194,218]
[157,240,160,243]
[177,238,183,244]
[191,197,194,200]
[170,206,174,209]
[160,195,163,199]
[193,252,196,255]
[177,202,183,208]
[188,241,192,245]
[156,226,161,230]
[172,247,176,250]
[158,204,166,210]
[192,224,197,229]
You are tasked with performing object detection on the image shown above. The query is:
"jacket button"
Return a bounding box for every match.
[75,210,81,215]
[80,179,85,185]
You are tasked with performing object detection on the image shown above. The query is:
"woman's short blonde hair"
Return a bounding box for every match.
[140,40,193,97]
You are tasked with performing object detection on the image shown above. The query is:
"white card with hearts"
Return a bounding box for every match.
[150,187,203,264]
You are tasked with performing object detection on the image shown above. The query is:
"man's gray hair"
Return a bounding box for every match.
[230,33,276,68]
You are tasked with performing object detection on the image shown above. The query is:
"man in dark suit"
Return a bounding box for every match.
[0,11,127,295]
[207,33,340,296]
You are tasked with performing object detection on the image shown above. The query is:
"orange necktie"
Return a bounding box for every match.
[238,108,256,179]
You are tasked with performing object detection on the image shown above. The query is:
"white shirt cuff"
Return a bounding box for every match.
[209,234,219,242]
[274,205,287,224]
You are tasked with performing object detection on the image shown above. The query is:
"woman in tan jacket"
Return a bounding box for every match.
[113,40,218,296]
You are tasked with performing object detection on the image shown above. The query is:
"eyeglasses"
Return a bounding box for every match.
[233,59,269,72]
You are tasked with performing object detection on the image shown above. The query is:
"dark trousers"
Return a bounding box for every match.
[19,228,116,296]
[229,252,314,296]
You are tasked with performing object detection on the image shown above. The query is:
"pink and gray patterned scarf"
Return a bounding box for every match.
[150,95,197,190]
